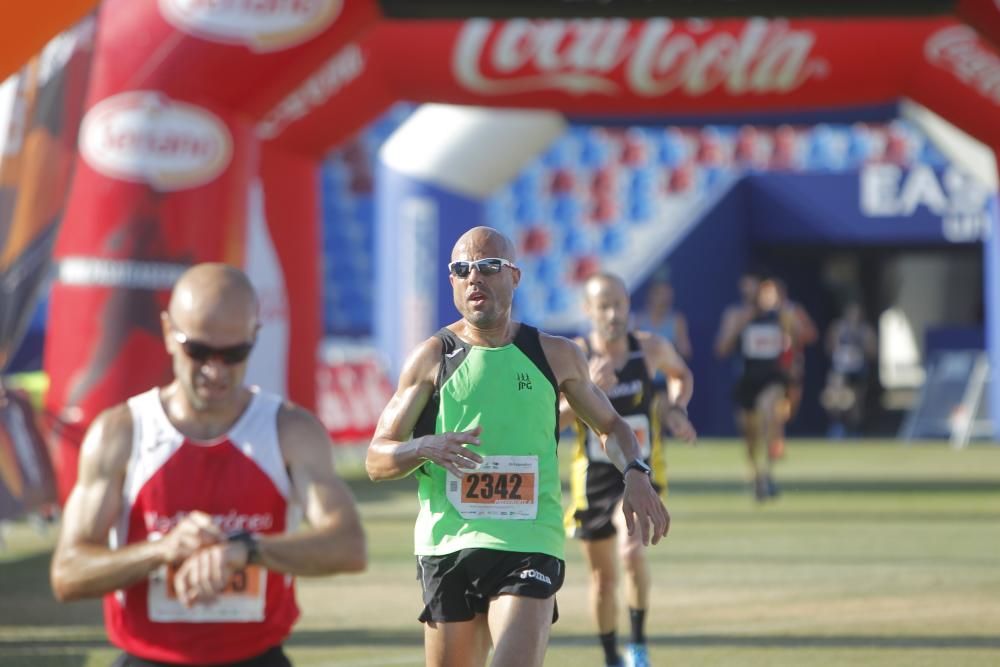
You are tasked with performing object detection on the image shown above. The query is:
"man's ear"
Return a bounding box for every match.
[160,311,173,348]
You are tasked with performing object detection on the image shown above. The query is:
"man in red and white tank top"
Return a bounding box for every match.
[51,264,366,666]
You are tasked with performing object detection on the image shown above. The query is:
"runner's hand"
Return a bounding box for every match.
[173,541,247,607]
[621,471,670,546]
[159,511,224,566]
[416,426,484,477]
[589,356,618,392]
[664,408,697,444]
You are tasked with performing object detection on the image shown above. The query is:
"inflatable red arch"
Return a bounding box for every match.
[34,0,1000,500]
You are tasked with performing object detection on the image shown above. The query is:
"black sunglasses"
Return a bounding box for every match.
[169,320,255,365]
[448,257,517,279]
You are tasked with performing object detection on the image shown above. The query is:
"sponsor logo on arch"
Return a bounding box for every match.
[925,25,1000,105]
[158,0,342,52]
[454,18,829,97]
[79,91,233,191]
[860,163,993,243]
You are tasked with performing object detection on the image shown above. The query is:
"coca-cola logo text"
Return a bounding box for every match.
[925,25,1000,105]
[454,18,828,98]
[159,0,341,52]
[79,92,232,191]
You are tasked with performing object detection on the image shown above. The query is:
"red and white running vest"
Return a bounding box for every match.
[104,387,299,664]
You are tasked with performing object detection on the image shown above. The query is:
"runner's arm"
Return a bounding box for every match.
[51,406,223,601]
[673,312,693,360]
[545,336,642,470]
[715,307,748,358]
[640,332,693,409]
[795,304,819,346]
[246,406,366,576]
[639,333,697,443]
[557,336,588,430]
[366,337,483,480]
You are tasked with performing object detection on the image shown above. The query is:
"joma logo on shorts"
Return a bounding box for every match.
[519,568,552,585]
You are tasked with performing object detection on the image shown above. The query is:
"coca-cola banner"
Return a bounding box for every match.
[908,24,1000,149]
[957,0,1000,52]
[379,17,946,113]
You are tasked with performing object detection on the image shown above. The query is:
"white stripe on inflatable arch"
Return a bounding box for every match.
[379,104,567,199]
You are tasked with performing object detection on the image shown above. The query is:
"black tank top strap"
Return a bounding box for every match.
[626,331,645,360]
[413,328,468,442]
[435,328,471,388]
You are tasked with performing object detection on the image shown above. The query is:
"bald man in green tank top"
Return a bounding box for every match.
[367,227,670,667]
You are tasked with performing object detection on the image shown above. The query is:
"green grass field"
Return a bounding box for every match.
[2,440,999,666]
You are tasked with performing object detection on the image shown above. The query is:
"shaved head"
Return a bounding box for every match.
[451,226,516,262]
[162,263,259,411]
[584,273,628,302]
[448,226,520,330]
[168,263,258,337]
[583,272,630,342]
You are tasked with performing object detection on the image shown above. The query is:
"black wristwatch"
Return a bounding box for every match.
[623,459,652,478]
[228,531,260,566]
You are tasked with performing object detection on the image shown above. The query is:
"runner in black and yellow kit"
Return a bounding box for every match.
[563,273,696,667]
[366,228,670,667]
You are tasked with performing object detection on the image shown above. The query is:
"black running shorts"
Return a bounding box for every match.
[416,548,564,623]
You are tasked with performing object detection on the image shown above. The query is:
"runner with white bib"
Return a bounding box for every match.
[366,227,670,667]
[562,273,696,667]
[51,264,366,667]
[716,276,800,502]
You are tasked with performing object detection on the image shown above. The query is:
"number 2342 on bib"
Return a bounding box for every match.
[446,455,539,520]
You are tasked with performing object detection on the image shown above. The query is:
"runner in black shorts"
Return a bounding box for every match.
[562,273,696,667]
[366,229,670,667]
[716,276,798,502]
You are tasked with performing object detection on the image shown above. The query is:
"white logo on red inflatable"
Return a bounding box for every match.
[158,0,341,52]
[79,92,232,191]
[454,18,828,97]
[256,42,364,140]
[926,25,1000,105]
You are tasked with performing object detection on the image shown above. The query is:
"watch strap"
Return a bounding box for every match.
[228,530,260,566]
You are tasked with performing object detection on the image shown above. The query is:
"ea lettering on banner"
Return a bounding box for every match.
[860,164,992,243]
[454,18,828,97]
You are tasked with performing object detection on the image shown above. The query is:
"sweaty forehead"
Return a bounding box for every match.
[452,232,513,261]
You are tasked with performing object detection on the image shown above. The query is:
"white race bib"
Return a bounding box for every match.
[587,413,651,465]
[148,564,266,623]
[742,323,784,359]
[833,345,864,372]
[446,455,539,520]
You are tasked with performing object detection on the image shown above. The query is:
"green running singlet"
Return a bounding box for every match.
[411,324,563,559]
